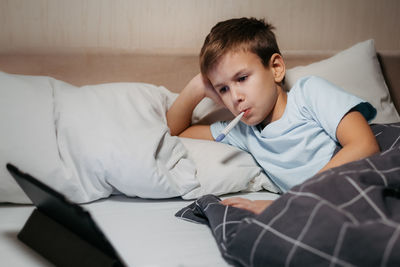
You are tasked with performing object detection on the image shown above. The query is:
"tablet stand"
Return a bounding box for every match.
[18,208,122,267]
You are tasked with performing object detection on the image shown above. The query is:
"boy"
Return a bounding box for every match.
[167,17,379,214]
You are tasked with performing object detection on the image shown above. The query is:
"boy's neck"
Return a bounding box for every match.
[259,85,287,129]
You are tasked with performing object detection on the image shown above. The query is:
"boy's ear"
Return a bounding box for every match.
[270,53,286,83]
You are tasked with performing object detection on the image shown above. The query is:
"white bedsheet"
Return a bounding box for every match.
[0,192,279,267]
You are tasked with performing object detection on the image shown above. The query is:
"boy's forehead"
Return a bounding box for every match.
[208,51,259,82]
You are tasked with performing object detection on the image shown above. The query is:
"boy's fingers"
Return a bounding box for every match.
[219,198,235,205]
[220,197,250,206]
[220,198,274,214]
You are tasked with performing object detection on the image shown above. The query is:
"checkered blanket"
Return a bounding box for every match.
[176,123,400,267]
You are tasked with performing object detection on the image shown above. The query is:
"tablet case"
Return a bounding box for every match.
[6,163,125,267]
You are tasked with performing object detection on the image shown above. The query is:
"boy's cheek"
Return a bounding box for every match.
[221,100,231,109]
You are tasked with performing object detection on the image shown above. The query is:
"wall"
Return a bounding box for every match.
[0,0,399,54]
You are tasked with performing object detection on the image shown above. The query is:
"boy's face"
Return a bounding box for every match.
[207,51,286,128]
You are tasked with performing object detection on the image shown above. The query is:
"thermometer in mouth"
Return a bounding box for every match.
[215,111,245,142]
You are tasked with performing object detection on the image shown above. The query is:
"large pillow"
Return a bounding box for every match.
[0,72,87,203]
[285,39,400,124]
[0,71,278,203]
[54,82,199,200]
[0,72,199,203]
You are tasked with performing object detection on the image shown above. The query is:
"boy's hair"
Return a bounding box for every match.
[200,17,281,76]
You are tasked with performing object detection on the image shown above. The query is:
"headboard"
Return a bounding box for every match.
[0,52,399,115]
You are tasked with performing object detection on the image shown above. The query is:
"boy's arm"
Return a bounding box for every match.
[167,73,219,140]
[318,110,380,173]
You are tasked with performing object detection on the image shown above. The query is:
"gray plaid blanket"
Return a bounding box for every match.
[176,123,400,267]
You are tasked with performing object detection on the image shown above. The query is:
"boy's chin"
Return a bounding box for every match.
[241,119,259,127]
[243,117,268,129]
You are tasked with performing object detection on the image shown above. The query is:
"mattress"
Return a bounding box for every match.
[0,192,279,267]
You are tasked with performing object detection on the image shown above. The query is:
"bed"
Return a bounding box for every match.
[1,39,400,267]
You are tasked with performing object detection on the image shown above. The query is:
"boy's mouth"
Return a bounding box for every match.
[241,108,251,118]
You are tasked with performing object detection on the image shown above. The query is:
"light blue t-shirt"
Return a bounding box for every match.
[210,76,376,193]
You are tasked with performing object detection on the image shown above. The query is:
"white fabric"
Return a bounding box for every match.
[0,72,275,203]
[0,72,85,203]
[285,39,400,124]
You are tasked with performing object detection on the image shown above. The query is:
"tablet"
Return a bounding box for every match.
[7,163,126,267]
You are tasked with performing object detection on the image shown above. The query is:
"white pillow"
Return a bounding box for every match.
[0,70,277,203]
[285,39,400,124]
[0,72,198,203]
[0,72,86,203]
[54,82,200,200]
[180,138,280,199]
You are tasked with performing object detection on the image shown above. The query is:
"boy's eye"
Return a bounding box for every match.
[238,76,248,82]
[219,86,228,94]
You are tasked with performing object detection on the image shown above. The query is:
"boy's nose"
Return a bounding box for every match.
[231,87,244,103]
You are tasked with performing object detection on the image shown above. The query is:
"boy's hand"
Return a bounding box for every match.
[220,197,273,214]
[191,73,224,107]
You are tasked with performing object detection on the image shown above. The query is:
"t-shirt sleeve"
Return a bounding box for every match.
[296,76,376,142]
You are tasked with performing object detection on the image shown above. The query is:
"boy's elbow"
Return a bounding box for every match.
[369,141,380,155]
[359,137,380,158]
[167,123,181,137]
[169,130,180,137]
[166,116,189,137]
[169,127,189,137]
